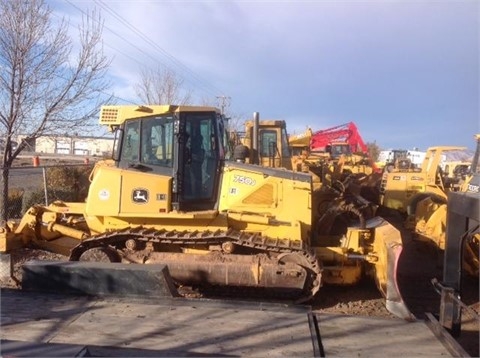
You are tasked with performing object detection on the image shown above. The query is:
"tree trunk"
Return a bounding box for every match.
[0,166,10,224]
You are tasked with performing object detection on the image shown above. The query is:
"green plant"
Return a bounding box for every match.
[46,165,92,202]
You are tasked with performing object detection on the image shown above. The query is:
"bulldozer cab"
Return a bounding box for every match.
[242,119,292,169]
[106,105,226,212]
[326,142,352,160]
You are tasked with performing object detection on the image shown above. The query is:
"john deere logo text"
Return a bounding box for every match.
[132,188,149,204]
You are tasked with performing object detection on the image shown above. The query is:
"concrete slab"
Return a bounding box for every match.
[0,340,89,357]
[316,313,453,357]
[0,289,456,357]
[0,289,317,357]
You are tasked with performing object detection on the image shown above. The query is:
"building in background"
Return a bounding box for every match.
[17,135,114,157]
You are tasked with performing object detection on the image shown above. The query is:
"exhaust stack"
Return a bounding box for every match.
[251,112,260,164]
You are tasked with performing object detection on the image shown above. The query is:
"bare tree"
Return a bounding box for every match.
[367,141,381,161]
[0,0,111,221]
[225,112,246,134]
[135,67,192,105]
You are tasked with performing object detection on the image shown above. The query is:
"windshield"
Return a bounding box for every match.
[332,144,351,156]
[121,115,175,168]
[260,130,277,157]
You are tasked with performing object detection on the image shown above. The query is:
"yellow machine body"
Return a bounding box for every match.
[403,136,479,278]
[241,119,293,170]
[1,105,413,319]
[380,146,468,212]
[410,197,447,249]
[232,114,413,319]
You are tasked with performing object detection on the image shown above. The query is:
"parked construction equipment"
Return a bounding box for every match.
[376,149,426,171]
[235,116,293,170]
[227,113,408,317]
[375,149,408,171]
[290,121,380,189]
[289,121,376,168]
[406,135,479,277]
[379,145,471,213]
[377,135,478,281]
[0,105,413,320]
[309,122,367,154]
[432,159,480,336]
[236,114,379,227]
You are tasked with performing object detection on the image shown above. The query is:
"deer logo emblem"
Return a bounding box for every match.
[132,188,149,204]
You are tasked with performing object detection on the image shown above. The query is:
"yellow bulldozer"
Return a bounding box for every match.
[224,111,410,317]
[232,113,379,231]
[0,105,413,320]
[233,116,294,170]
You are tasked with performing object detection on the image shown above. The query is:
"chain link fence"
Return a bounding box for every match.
[4,162,94,220]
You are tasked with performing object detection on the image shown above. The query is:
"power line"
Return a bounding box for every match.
[37,12,139,104]
[96,0,224,97]
[216,95,231,115]
[64,0,226,102]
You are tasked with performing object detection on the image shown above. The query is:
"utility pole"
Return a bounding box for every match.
[216,95,231,115]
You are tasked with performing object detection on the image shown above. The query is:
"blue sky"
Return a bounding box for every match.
[47,0,479,151]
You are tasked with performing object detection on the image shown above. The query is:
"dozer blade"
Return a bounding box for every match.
[383,242,415,321]
[368,217,416,321]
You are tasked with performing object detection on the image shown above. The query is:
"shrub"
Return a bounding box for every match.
[7,188,24,219]
[20,164,93,215]
[46,165,92,202]
[21,189,45,214]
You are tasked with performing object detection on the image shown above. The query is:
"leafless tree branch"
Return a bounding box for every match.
[0,0,112,221]
[135,66,192,105]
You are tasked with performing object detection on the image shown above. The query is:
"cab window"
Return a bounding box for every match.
[141,116,174,167]
[121,116,175,168]
[122,120,141,162]
[260,130,277,157]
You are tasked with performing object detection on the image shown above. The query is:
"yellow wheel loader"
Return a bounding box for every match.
[0,105,412,320]
[379,145,471,214]
[406,135,480,277]
[379,135,478,278]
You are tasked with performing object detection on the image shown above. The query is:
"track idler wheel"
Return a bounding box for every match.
[278,252,322,303]
[79,247,121,262]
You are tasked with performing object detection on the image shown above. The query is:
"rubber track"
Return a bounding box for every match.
[69,226,322,303]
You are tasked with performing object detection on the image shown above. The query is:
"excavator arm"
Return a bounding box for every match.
[310,122,368,153]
